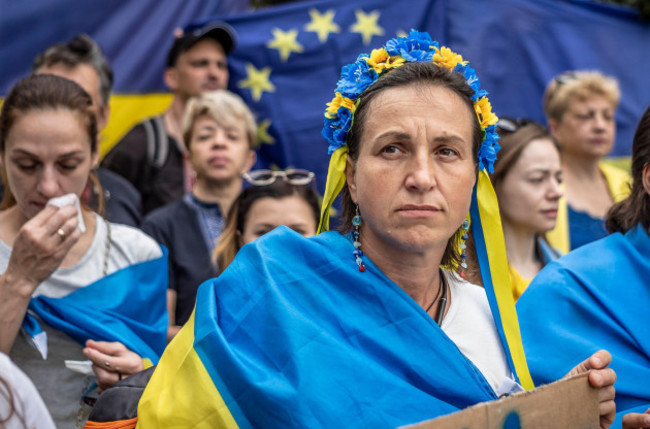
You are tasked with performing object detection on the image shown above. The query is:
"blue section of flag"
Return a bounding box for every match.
[192,226,497,427]
[518,224,650,427]
[22,246,169,363]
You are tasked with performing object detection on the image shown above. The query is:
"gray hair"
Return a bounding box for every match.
[32,34,114,106]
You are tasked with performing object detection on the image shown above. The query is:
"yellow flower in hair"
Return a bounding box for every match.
[363,48,406,73]
[325,92,356,118]
[433,46,466,71]
[474,96,498,128]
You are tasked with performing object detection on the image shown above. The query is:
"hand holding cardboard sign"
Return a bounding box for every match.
[565,350,616,429]
[622,408,650,429]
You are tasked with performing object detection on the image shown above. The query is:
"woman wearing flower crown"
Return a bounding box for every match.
[137,31,615,428]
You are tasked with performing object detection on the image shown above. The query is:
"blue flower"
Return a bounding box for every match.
[477,125,500,172]
[402,49,434,63]
[385,31,437,61]
[323,106,354,154]
[455,64,486,102]
[335,60,377,99]
[405,29,437,51]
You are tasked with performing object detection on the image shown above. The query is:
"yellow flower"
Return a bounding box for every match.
[433,46,466,71]
[363,48,406,73]
[325,93,356,118]
[474,96,498,128]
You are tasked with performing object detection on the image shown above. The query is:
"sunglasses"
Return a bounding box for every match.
[243,169,315,186]
[554,71,578,85]
[496,117,534,134]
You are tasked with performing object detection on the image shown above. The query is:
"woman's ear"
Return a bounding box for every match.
[345,156,357,203]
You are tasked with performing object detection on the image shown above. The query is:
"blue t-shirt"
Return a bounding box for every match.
[568,204,608,249]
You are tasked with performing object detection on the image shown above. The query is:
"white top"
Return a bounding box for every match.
[0,352,55,429]
[2,214,162,428]
[440,271,513,393]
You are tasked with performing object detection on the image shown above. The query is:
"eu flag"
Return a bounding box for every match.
[217,0,446,193]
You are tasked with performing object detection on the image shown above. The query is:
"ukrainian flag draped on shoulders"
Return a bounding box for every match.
[139,227,505,428]
[23,246,169,364]
[517,224,650,429]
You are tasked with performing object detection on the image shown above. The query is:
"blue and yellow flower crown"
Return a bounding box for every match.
[321,30,500,173]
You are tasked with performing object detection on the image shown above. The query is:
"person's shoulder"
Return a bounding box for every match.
[141,199,188,228]
[600,161,631,180]
[97,168,141,201]
[106,217,163,262]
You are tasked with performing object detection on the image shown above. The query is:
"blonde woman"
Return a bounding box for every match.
[544,70,630,251]
[141,90,256,340]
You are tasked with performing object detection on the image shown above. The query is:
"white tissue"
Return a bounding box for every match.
[46,193,86,233]
[64,360,94,376]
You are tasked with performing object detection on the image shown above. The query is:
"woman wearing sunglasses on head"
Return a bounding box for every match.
[543,71,630,252]
[213,169,320,271]
[141,90,257,341]
[491,118,563,300]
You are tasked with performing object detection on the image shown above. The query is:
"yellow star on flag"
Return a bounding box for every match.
[305,9,340,43]
[238,63,275,102]
[266,28,304,62]
[350,9,384,45]
[257,119,275,145]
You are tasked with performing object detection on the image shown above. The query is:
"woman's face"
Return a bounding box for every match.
[346,84,477,256]
[239,195,317,245]
[495,138,563,236]
[551,95,615,160]
[189,114,255,185]
[1,109,97,219]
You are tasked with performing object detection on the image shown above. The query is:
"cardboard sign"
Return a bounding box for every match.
[402,373,599,429]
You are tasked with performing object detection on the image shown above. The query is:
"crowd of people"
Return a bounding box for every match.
[0,22,648,429]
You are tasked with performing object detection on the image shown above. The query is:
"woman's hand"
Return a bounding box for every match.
[0,204,81,353]
[623,408,650,429]
[564,350,616,429]
[5,204,81,296]
[83,340,144,392]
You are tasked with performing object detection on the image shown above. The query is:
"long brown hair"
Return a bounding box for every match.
[606,106,650,233]
[0,74,100,211]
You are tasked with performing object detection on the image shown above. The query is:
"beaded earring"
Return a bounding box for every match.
[459,219,470,279]
[352,204,365,272]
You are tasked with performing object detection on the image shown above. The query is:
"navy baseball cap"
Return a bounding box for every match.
[167,22,237,67]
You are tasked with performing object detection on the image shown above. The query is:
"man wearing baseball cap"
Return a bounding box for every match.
[102,22,237,214]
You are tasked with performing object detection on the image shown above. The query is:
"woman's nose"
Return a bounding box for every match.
[37,167,61,198]
[547,178,563,200]
[405,155,436,191]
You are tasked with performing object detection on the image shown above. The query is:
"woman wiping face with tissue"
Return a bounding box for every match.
[0,74,168,427]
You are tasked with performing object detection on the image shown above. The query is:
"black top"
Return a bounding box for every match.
[101,116,185,215]
[141,198,218,326]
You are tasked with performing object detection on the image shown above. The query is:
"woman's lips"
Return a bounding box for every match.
[397,204,441,217]
[208,156,229,167]
[541,208,558,219]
